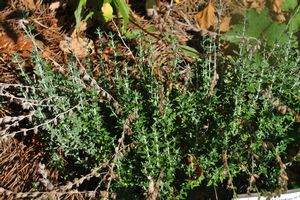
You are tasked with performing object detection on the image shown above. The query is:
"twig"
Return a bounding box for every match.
[60,168,106,192]
[32,19,49,29]
[208,38,219,97]
[0,112,34,125]
[0,90,59,108]
[214,186,219,200]
[129,18,161,41]
[112,19,135,61]
[0,104,80,138]
[74,56,122,112]
[146,169,164,200]
[0,82,40,91]
[105,112,138,196]
[37,163,55,191]
[222,151,235,195]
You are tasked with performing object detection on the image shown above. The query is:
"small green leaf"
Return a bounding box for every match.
[125,29,142,39]
[146,25,157,33]
[224,10,273,43]
[178,45,200,59]
[264,22,287,45]
[113,0,130,32]
[74,0,87,28]
[281,0,298,11]
[224,8,296,47]
[245,9,272,38]
[289,10,300,32]
[84,11,94,21]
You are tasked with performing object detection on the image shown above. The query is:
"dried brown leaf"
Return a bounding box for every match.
[0,32,34,53]
[49,1,61,12]
[244,0,265,12]
[195,3,216,30]
[174,0,183,4]
[219,16,231,32]
[59,37,94,59]
[0,32,15,51]
[23,0,42,10]
[274,13,286,22]
[270,0,286,22]
[272,0,285,13]
[60,23,94,59]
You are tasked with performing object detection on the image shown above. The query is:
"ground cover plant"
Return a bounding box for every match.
[0,0,300,199]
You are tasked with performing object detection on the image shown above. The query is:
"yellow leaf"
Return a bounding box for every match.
[219,16,231,32]
[195,3,216,30]
[101,3,114,22]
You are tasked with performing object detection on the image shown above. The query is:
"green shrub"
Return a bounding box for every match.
[1,26,299,199]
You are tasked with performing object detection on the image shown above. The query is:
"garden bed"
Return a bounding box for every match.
[0,0,299,199]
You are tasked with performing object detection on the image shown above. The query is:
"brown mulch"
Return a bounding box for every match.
[0,137,58,197]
